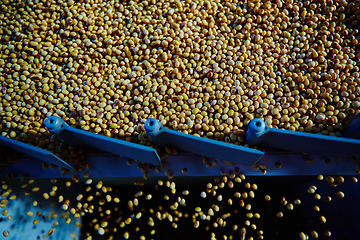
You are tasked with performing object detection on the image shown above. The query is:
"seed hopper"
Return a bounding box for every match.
[1,114,359,178]
[0,114,359,240]
[0,114,359,238]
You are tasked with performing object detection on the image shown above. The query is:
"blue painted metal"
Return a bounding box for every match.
[4,115,359,178]
[44,116,161,165]
[144,118,264,166]
[246,118,360,158]
[2,151,358,179]
[0,135,73,170]
[343,113,360,139]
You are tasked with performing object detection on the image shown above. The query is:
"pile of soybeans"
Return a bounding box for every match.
[1,0,360,161]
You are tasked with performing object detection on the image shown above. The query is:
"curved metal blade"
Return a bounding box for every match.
[0,135,73,170]
[144,118,264,166]
[246,118,360,158]
[343,113,360,139]
[44,116,161,165]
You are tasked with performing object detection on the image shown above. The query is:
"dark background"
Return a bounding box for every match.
[78,176,360,240]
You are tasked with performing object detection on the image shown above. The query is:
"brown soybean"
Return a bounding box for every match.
[336,191,345,198]
[2,231,9,238]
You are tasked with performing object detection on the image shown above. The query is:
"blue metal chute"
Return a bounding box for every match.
[246,117,360,158]
[0,135,73,170]
[44,116,161,165]
[144,118,264,166]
